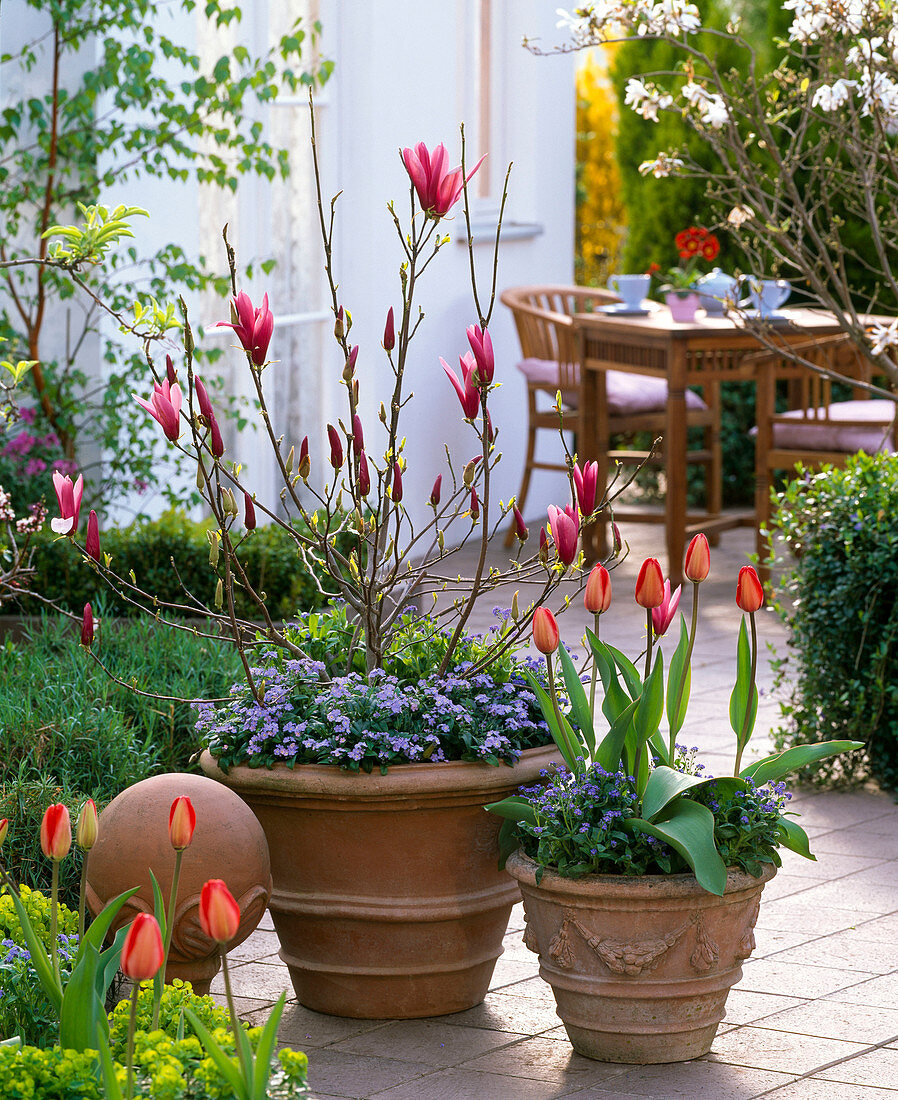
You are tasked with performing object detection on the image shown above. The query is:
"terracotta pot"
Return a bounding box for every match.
[665,291,701,323]
[506,849,775,1063]
[201,744,558,1018]
[87,773,272,995]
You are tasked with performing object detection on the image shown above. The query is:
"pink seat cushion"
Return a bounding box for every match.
[516,358,707,414]
[769,399,896,453]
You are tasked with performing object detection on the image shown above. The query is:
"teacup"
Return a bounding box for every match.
[742,277,791,317]
[608,274,651,311]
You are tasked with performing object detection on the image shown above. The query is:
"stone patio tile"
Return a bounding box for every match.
[492,975,560,1002]
[760,999,898,1044]
[721,989,806,1026]
[460,1034,634,1086]
[328,1019,526,1067]
[216,993,275,1017]
[371,1066,584,1099]
[756,875,816,903]
[766,878,898,915]
[249,1002,391,1049]
[844,912,898,943]
[439,990,561,1034]
[707,1025,867,1074]
[229,928,282,962]
[750,927,813,957]
[824,972,898,1008]
[769,928,898,975]
[490,955,544,986]
[816,1046,898,1088]
[790,792,897,829]
[209,959,292,1001]
[303,1049,435,1099]
[834,862,898,886]
[810,829,898,859]
[857,813,898,835]
[754,901,872,936]
[500,933,536,962]
[775,850,886,881]
[258,910,274,931]
[738,957,875,999]
[597,1059,797,1098]
[763,1079,898,1099]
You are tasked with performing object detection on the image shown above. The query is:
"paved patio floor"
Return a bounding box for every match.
[213,524,898,1099]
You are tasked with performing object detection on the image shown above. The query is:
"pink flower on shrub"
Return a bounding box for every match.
[217,291,274,367]
[440,351,481,419]
[50,471,83,535]
[547,504,578,566]
[133,379,182,443]
[401,142,486,218]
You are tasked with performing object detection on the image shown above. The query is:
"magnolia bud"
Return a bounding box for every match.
[328,425,344,469]
[334,306,344,341]
[469,487,480,520]
[383,306,395,351]
[166,355,177,385]
[463,458,479,487]
[298,436,311,480]
[214,578,223,609]
[390,461,403,503]
[511,591,520,620]
[430,475,442,507]
[244,492,257,530]
[343,345,359,382]
[208,532,220,568]
[220,488,238,516]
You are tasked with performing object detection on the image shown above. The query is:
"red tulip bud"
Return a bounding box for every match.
[635,558,665,608]
[0,819,8,848]
[76,799,98,851]
[430,475,442,507]
[383,307,395,352]
[358,451,371,496]
[121,913,164,981]
[391,461,403,503]
[736,565,764,612]
[81,603,94,647]
[327,425,344,469]
[532,607,560,655]
[584,564,612,614]
[40,803,71,862]
[199,879,241,944]
[85,510,100,562]
[244,492,257,530]
[513,506,528,543]
[169,796,196,851]
[684,533,710,583]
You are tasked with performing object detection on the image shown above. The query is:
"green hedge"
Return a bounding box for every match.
[770,453,898,789]
[16,509,351,620]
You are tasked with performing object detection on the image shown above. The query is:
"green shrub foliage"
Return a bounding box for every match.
[769,453,898,788]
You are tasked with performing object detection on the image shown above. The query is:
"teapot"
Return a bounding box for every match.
[695,268,740,315]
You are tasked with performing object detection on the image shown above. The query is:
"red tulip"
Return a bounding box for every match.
[199,879,241,944]
[584,564,612,614]
[76,799,98,851]
[216,291,274,367]
[327,425,343,469]
[684,533,710,582]
[651,579,682,637]
[572,461,599,518]
[513,506,528,543]
[121,913,164,981]
[736,566,764,612]
[532,608,560,655]
[635,558,665,608]
[169,796,196,851]
[440,352,481,419]
[133,379,182,443]
[85,510,100,562]
[430,475,442,507]
[383,307,395,352]
[466,324,494,386]
[80,603,94,647]
[401,141,486,218]
[50,471,84,536]
[40,804,71,862]
[0,819,9,848]
[547,504,579,566]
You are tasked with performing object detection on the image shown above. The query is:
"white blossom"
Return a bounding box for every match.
[727,205,755,227]
[699,94,729,129]
[846,37,885,67]
[811,79,856,111]
[681,81,712,107]
[869,318,898,356]
[858,70,898,117]
[638,152,685,177]
[624,77,673,121]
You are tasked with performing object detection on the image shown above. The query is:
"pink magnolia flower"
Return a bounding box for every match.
[651,579,682,637]
[440,351,481,419]
[513,506,528,543]
[547,504,579,566]
[50,471,84,535]
[216,291,274,367]
[401,142,486,218]
[572,461,599,518]
[133,379,182,443]
[466,324,494,386]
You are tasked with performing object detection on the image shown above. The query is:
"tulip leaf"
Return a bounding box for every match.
[666,615,691,739]
[595,697,639,773]
[97,1031,124,1100]
[484,796,540,827]
[741,741,864,786]
[586,632,632,725]
[775,816,816,860]
[60,941,107,1051]
[185,1007,249,1100]
[605,642,643,699]
[627,800,727,896]
[2,881,61,1009]
[634,649,664,748]
[98,925,128,999]
[648,729,671,767]
[557,643,595,757]
[729,618,757,748]
[253,991,287,1098]
[641,766,707,822]
[150,870,167,1012]
[523,669,582,773]
[81,887,141,957]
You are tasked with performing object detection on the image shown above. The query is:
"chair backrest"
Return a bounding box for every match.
[500,285,619,390]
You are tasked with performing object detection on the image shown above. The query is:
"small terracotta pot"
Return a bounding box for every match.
[665,291,701,323]
[201,744,559,1019]
[507,849,774,1063]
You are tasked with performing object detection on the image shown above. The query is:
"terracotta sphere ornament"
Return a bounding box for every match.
[86,772,272,994]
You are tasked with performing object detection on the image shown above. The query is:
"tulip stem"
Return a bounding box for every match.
[644,608,653,684]
[126,982,139,1100]
[50,860,60,986]
[221,948,252,1084]
[669,580,700,764]
[588,613,600,717]
[153,848,183,1031]
[78,852,88,944]
[734,611,759,775]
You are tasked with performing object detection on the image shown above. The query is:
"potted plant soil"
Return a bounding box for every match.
[487,540,862,1062]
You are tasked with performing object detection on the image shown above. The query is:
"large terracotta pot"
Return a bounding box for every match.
[507,849,775,1064]
[201,744,558,1019]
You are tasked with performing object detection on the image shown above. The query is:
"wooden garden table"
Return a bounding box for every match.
[573,306,851,586]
